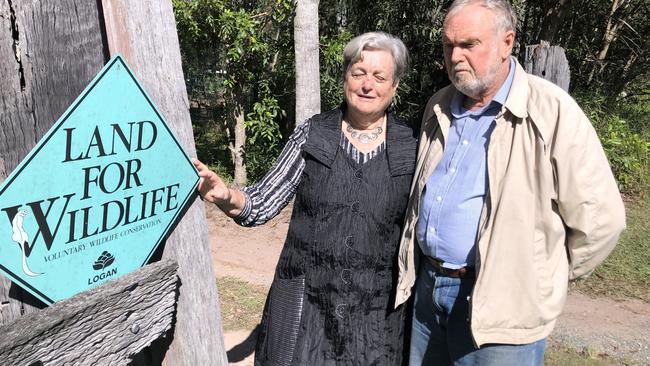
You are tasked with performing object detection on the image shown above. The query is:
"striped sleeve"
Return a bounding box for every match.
[233,120,311,227]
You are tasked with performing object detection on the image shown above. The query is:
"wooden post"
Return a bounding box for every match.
[0,0,106,324]
[99,1,228,364]
[524,41,571,92]
[0,0,227,364]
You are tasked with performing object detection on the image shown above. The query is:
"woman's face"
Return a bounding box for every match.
[344,49,398,120]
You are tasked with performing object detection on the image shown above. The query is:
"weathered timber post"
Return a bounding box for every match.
[0,0,227,364]
[0,0,107,323]
[524,40,571,92]
[99,1,227,364]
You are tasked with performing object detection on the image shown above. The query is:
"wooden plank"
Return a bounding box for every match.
[0,259,178,365]
[101,0,134,64]
[0,0,106,324]
[524,41,571,92]
[99,1,228,364]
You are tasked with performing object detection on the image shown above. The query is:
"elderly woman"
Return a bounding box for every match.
[194,32,416,365]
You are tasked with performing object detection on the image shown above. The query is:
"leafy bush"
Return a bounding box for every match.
[320,32,353,112]
[577,93,650,194]
[191,111,234,182]
[617,95,650,137]
[244,81,285,182]
[245,142,282,184]
[598,116,649,193]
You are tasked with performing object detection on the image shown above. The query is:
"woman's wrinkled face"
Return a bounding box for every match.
[344,49,398,119]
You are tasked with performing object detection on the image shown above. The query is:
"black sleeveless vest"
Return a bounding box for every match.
[256,108,417,366]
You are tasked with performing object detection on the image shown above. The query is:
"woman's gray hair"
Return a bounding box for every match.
[343,32,409,85]
[446,0,517,35]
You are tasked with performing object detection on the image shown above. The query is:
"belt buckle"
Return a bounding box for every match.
[427,256,472,278]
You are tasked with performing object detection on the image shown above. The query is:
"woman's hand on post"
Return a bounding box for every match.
[193,158,230,203]
[192,158,245,217]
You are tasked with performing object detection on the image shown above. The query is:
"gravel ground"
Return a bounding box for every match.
[552,292,650,365]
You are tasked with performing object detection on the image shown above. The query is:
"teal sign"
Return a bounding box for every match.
[0,56,198,305]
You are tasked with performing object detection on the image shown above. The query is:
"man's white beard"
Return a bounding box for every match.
[451,56,501,99]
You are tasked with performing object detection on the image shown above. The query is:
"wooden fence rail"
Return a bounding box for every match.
[0,260,178,365]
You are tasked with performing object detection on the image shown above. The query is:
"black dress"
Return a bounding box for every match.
[254,108,417,365]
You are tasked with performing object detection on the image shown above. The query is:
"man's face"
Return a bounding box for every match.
[442,4,513,99]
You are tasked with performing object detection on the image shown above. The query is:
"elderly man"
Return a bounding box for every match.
[396,0,626,365]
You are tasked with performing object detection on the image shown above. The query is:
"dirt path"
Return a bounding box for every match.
[206,204,650,365]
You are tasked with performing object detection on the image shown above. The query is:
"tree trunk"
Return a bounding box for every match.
[100,1,228,364]
[588,0,630,84]
[537,0,574,44]
[233,105,247,187]
[0,0,106,325]
[612,52,639,98]
[293,0,321,126]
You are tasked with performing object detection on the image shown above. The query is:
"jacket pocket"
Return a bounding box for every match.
[265,277,306,365]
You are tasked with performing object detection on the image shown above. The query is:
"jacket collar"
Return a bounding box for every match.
[385,113,417,176]
[302,108,342,168]
[430,88,455,144]
[502,58,528,119]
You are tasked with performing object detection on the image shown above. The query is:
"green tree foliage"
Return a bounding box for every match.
[173,0,293,182]
[520,0,649,99]
[175,0,648,192]
[319,31,353,110]
[315,0,649,193]
[519,0,650,195]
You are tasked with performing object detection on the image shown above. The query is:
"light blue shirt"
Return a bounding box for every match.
[416,59,516,268]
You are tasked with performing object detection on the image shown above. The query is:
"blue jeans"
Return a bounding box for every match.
[409,259,546,366]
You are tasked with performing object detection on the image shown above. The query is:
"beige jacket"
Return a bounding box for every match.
[395,61,626,346]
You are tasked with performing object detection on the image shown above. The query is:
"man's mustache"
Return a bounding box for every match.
[452,65,472,74]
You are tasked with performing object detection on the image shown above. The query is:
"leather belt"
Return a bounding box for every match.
[425,256,475,279]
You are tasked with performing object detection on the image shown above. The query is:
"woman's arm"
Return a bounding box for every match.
[238,120,311,226]
[194,120,311,226]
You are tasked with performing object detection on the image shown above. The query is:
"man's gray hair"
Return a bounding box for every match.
[446,0,517,35]
[343,32,409,85]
